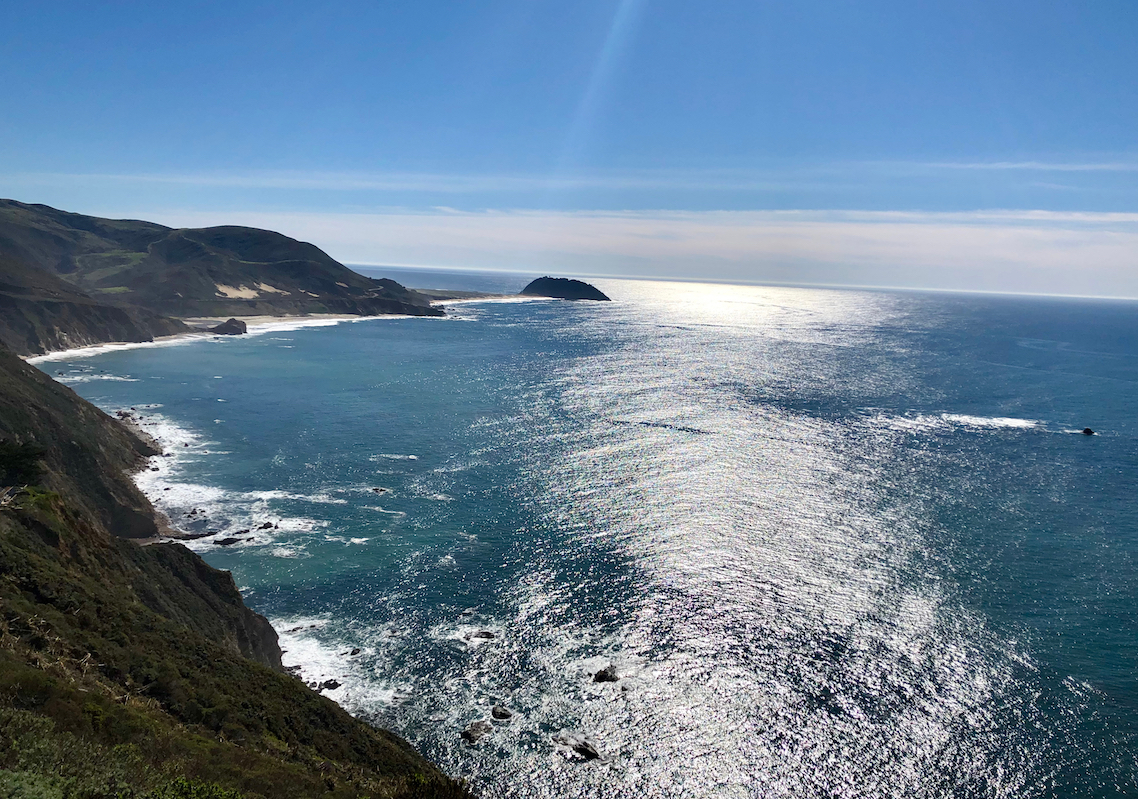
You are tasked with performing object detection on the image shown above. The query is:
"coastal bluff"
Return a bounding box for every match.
[0,346,467,797]
[0,198,443,356]
[519,276,611,301]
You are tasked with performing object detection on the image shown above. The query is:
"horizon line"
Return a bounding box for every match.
[349,262,1138,303]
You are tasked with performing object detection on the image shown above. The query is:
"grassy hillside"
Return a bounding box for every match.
[0,349,468,798]
[0,248,188,356]
[0,200,441,320]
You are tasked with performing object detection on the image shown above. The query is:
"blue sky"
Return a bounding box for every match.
[3,0,1137,294]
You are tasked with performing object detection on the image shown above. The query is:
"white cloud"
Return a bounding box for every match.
[124,207,1138,298]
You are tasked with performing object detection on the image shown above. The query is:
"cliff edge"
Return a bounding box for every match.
[0,347,466,797]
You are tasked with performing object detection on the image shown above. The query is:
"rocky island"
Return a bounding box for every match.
[519,276,610,301]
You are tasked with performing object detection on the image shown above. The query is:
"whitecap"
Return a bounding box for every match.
[941,413,1040,429]
[430,623,504,649]
[363,506,407,516]
[56,374,140,384]
[244,490,349,505]
[273,617,407,717]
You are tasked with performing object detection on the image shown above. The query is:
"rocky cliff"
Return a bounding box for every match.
[0,251,189,356]
[0,348,466,797]
[519,276,610,301]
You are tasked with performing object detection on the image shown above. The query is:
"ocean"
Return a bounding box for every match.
[33,275,1138,797]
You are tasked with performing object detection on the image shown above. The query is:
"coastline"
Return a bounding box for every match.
[24,298,547,364]
[26,313,404,363]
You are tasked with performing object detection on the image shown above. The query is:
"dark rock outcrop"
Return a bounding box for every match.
[553,732,602,761]
[519,276,611,301]
[0,254,188,356]
[1082,428,1095,436]
[593,664,619,683]
[461,720,494,745]
[491,704,513,721]
[208,318,247,335]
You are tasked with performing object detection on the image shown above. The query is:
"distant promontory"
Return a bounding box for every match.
[0,198,442,356]
[519,276,610,301]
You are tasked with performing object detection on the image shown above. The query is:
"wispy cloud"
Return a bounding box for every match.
[124,207,1138,298]
[7,159,1138,199]
[923,160,1138,172]
[3,169,805,194]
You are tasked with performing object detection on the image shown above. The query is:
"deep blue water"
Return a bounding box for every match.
[36,277,1138,797]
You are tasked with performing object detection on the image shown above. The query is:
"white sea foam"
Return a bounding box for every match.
[56,374,140,384]
[268,546,307,559]
[430,622,505,649]
[26,313,430,364]
[118,409,341,550]
[371,453,418,461]
[244,490,348,505]
[869,412,1042,433]
[363,506,406,516]
[941,413,1040,429]
[26,334,211,362]
[274,617,406,717]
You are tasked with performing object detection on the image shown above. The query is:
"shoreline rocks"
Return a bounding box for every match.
[208,318,247,335]
[461,720,494,745]
[593,664,619,683]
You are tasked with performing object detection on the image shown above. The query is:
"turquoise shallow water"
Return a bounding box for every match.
[37,277,1138,797]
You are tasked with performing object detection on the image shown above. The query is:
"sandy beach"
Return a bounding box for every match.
[25,314,389,363]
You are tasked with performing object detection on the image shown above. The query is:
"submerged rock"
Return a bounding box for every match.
[461,720,494,745]
[519,276,610,301]
[208,318,247,335]
[465,630,496,641]
[491,704,513,721]
[553,732,602,761]
[593,664,618,683]
[319,679,342,691]
[1083,428,1095,436]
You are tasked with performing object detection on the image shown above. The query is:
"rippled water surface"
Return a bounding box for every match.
[40,279,1138,797]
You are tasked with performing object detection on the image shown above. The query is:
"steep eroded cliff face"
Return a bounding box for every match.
[0,247,190,357]
[0,292,189,357]
[0,346,464,797]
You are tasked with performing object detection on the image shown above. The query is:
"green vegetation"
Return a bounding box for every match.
[0,441,45,487]
[0,199,442,326]
[0,349,470,798]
